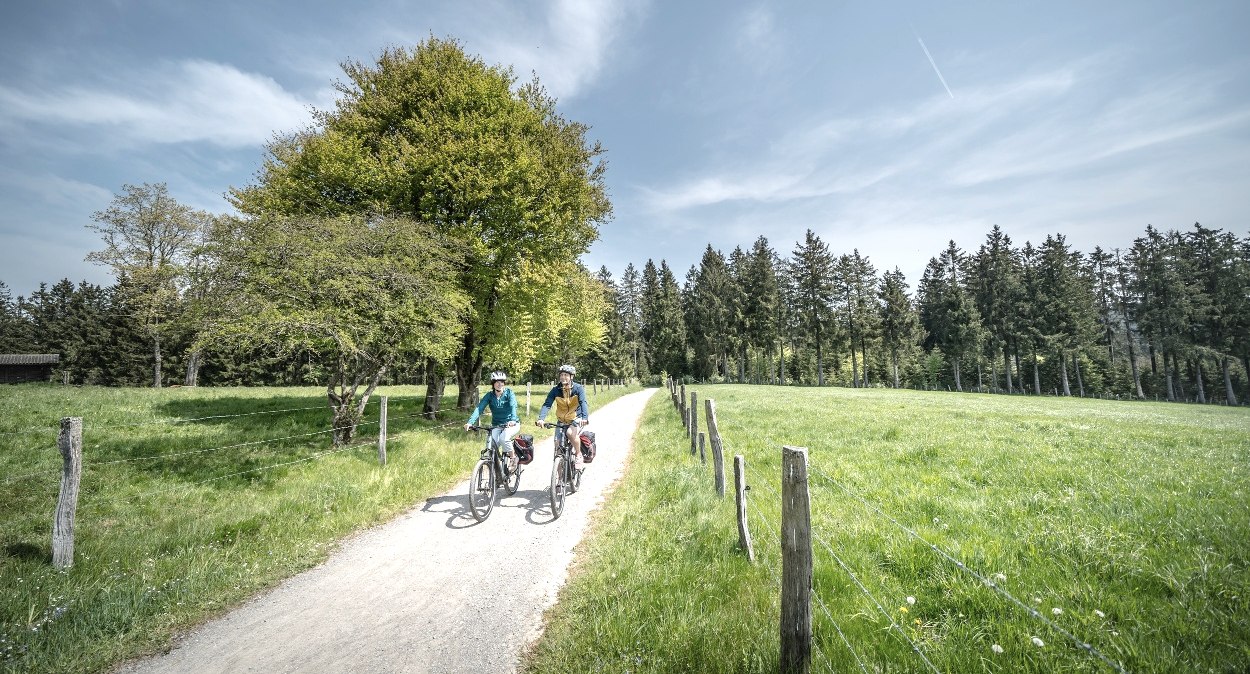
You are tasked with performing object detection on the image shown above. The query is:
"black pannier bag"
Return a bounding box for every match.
[578,431,597,463]
[514,434,535,465]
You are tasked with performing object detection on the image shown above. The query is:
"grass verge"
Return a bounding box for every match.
[523,385,1250,673]
[0,380,638,673]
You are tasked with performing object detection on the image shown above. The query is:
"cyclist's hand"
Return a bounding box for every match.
[576,417,587,426]
[535,420,544,428]
[506,421,517,427]
[464,423,472,432]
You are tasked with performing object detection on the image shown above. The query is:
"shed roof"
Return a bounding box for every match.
[0,354,60,365]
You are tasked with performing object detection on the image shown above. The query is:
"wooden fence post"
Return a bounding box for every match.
[53,417,82,569]
[698,432,705,462]
[689,391,698,454]
[526,382,531,417]
[734,454,754,562]
[705,399,726,497]
[781,445,812,674]
[679,383,687,432]
[377,396,388,466]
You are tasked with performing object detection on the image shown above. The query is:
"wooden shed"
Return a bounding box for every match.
[0,354,59,384]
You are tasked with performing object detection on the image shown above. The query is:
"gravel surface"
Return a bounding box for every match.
[116,388,658,674]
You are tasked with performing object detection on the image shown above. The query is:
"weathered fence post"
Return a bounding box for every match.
[377,396,388,466]
[679,383,687,432]
[781,445,812,674]
[705,399,726,497]
[734,454,754,562]
[689,391,698,454]
[53,417,82,569]
[698,432,705,462]
[594,380,599,394]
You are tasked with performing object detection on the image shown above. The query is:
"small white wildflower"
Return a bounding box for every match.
[991,644,1004,654]
[993,573,1007,583]
[1052,607,1063,616]
[1111,631,1119,637]
[1031,636,1045,647]
[1033,597,1043,605]
[1094,610,1106,619]
[906,596,916,605]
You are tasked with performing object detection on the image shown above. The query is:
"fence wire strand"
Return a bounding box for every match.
[83,420,380,469]
[813,531,941,674]
[813,588,870,674]
[88,399,386,432]
[117,439,376,505]
[810,465,1127,674]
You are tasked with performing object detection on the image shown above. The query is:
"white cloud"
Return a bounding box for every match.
[0,60,320,148]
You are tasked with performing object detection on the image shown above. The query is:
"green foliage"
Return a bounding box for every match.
[527,385,1250,673]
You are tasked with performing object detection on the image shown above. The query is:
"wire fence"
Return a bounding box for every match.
[665,378,1129,673]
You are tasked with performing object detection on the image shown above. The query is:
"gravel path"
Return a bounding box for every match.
[117,388,658,674]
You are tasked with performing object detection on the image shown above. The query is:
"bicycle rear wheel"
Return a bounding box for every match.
[504,457,521,495]
[469,459,496,521]
[549,455,567,519]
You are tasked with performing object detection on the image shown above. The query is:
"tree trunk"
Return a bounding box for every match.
[1126,325,1144,399]
[1223,356,1238,406]
[1060,350,1071,396]
[891,348,900,389]
[328,365,386,446]
[976,359,983,392]
[454,328,483,410]
[850,345,859,388]
[1194,359,1207,404]
[1004,347,1013,394]
[815,327,824,387]
[422,356,445,418]
[990,357,998,394]
[952,358,962,392]
[1149,344,1158,375]
[1074,352,1085,397]
[184,348,201,387]
[152,333,162,388]
[1165,351,1176,402]
[739,346,746,383]
[1172,352,1186,401]
[779,338,786,386]
[1032,351,1041,395]
[861,335,870,388]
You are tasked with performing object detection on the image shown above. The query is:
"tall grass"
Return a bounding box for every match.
[524,386,1250,673]
[0,380,638,673]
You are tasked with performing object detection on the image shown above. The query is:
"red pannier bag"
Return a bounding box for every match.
[579,431,597,463]
[514,434,535,465]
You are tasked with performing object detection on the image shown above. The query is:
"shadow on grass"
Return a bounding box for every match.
[3,542,46,562]
[77,393,469,489]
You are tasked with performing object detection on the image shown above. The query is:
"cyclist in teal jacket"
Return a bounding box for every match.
[465,371,521,471]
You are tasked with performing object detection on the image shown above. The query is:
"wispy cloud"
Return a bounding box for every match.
[0,60,321,148]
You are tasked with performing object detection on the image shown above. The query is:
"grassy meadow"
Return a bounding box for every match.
[0,380,639,673]
[523,385,1250,673]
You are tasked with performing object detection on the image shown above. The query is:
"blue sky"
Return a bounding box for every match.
[2,0,1248,297]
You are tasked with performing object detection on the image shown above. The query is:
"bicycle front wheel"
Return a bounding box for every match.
[469,459,496,521]
[549,456,567,519]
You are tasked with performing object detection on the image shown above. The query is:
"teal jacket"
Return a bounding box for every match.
[467,387,519,426]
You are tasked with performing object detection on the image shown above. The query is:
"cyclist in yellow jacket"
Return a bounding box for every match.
[536,364,590,469]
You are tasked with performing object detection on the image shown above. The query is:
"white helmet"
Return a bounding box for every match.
[489,371,507,382]
[558,364,576,375]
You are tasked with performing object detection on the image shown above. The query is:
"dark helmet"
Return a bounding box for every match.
[489,371,507,382]
[558,364,576,376]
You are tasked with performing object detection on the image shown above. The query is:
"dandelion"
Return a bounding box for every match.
[907,596,916,605]
[1052,607,1063,616]
[899,606,909,614]
[914,619,921,625]
[1094,610,1106,619]
[991,644,1004,654]
[1031,636,1045,647]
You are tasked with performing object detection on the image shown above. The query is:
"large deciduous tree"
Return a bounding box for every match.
[86,182,209,387]
[203,215,469,444]
[228,38,611,411]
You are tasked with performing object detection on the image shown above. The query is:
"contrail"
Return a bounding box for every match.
[916,34,954,99]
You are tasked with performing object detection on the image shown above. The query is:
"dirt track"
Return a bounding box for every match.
[116,388,658,674]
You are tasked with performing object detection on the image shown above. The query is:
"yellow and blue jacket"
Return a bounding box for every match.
[538,382,589,424]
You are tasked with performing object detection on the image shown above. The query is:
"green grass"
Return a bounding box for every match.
[523,386,1250,673]
[0,380,639,673]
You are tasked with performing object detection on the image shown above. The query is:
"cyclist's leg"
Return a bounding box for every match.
[500,424,521,470]
[568,423,584,469]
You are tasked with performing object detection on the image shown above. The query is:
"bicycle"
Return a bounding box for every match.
[539,420,584,520]
[466,424,522,522]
